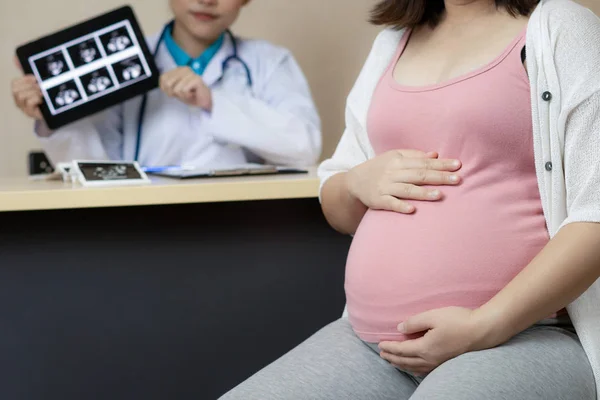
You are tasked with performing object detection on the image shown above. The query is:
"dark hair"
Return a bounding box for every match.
[371,0,540,29]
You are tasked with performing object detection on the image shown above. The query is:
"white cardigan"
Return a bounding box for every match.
[318,0,600,394]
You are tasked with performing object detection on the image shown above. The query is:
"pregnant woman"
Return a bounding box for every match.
[221,0,600,398]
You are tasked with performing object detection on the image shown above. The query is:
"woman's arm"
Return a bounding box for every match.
[321,173,368,235]
[318,102,372,234]
[475,222,600,347]
[476,79,600,346]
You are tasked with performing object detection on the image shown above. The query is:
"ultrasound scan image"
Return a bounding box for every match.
[34,51,69,81]
[55,89,79,106]
[100,27,133,55]
[67,39,102,67]
[94,165,127,180]
[47,80,81,110]
[80,67,114,97]
[123,64,142,80]
[78,163,142,181]
[112,56,146,84]
[87,76,111,93]
[48,60,65,76]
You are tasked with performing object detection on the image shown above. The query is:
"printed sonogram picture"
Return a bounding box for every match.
[34,51,69,80]
[112,56,146,84]
[99,27,133,55]
[77,162,143,181]
[67,38,102,67]
[80,67,114,97]
[46,80,81,110]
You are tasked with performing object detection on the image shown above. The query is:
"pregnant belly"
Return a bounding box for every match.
[345,195,549,343]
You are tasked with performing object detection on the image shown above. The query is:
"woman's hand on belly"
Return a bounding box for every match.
[346,150,462,214]
[378,307,485,376]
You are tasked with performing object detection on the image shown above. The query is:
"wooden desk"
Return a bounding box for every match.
[0,168,320,212]
[0,171,350,399]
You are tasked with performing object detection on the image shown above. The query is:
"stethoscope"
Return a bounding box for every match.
[134,21,253,162]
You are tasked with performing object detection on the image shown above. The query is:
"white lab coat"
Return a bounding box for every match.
[36,31,322,168]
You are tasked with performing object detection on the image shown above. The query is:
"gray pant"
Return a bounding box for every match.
[220,318,596,400]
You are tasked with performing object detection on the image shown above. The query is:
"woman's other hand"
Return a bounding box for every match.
[378,307,487,376]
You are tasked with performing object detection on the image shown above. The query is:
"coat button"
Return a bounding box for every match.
[542,91,552,101]
[545,161,553,171]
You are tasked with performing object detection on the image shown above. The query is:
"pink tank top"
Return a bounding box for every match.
[345,28,551,343]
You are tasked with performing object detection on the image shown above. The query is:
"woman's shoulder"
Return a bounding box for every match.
[539,0,596,16]
[353,28,406,85]
[536,0,600,34]
[532,1,600,113]
[532,0,600,80]
[349,28,406,86]
[371,29,406,52]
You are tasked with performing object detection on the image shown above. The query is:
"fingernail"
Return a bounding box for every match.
[397,323,406,333]
[428,190,440,199]
[452,160,461,168]
[405,205,415,213]
[449,175,459,183]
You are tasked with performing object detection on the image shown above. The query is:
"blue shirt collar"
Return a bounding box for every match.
[164,24,225,75]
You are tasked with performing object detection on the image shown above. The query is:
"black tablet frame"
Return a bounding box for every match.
[16,6,159,130]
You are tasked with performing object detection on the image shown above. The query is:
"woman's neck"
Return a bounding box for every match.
[442,0,498,24]
[171,22,214,59]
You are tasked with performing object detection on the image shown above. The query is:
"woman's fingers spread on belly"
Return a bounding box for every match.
[378,196,415,214]
[395,170,461,186]
[393,157,462,172]
[388,183,443,201]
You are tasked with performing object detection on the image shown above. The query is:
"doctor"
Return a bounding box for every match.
[11,0,322,168]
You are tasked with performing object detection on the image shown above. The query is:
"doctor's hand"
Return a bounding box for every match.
[11,75,43,120]
[346,150,462,214]
[160,67,212,111]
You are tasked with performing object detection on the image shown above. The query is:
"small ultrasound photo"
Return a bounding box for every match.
[46,80,82,110]
[67,38,102,68]
[79,163,142,181]
[111,56,146,84]
[34,51,69,81]
[99,27,133,55]
[79,67,115,97]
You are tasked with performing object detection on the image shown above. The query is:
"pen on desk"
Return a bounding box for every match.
[142,165,193,173]
[142,166,175,173]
